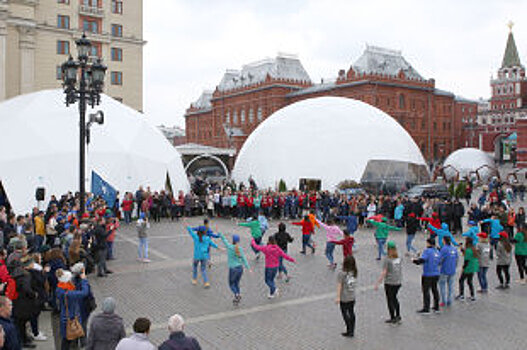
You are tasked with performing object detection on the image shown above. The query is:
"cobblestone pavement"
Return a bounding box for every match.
[33,215,523,350]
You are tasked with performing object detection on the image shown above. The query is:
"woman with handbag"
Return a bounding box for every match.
[55,268,90,350]
[71,262,95,347]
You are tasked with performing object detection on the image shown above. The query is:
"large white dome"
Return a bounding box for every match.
[443,148,497,181]
[232,96,428,191]
[0,89,189,214]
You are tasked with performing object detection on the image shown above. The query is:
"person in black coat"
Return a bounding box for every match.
[451,199,465,235]
[11,260,37,348]
[92,218,112,277]
[273,223,294,281]
[159,314,201,350]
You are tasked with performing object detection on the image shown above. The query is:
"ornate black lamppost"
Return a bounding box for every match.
[61,33,107,215]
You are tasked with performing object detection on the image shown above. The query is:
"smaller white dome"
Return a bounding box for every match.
[443,148,496,181]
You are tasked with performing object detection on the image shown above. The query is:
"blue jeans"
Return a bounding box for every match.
[138,237,148,259]
[229,266,243,295]
[278,256,288,275]
[477,266,489,290]
[265,267,278,295]
[302,234,313,252]
[124,210,132,224]
[406,234,417,253]
[376,238,386,259]
[193,259,208,283]
[35,235,44,252]
[106,241,114,259]
[439,274,455,305]
[325,242,336,264]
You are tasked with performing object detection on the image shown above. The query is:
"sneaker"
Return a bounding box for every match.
[395,316,402,324]
[22,343,36,349]
[332,263,337,269]
[267,293,276,299]
[433,308,440,314]
[105,270,113,274]
[204,282,210,288]
[191,279,197,285]
[311,247,316,254]
[417,309,431,314]
[142,259,151,263]
[300,251,306,255]
[455,295,465,301]
[385,319,395,324]
[33,333,47,341]
[495,284,504,289]
[341,332,354,337]
[469,296,476,301]
[504,284,510,289]
[439,302,445,307]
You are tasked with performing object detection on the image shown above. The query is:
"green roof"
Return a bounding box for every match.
[501,31,522,68]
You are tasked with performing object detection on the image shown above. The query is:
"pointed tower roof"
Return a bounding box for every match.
[501,22,522,68]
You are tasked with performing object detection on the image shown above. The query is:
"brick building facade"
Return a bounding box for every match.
[185,46,478,163]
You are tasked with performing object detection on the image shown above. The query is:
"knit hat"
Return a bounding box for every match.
[102,297,116,314]
[477,232,488,239]
[58,270,73,283]
[70,262,85,275]
[232,234,240,244]
[468,220,476,226]
[498,231,509,239]
[387,241,396,249]
[426,237,436,246]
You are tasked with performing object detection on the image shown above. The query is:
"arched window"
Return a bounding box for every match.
[225,111,230,124]
[249,108,254,123]
[399,94,405,109]
[257,107,263,121]
[240,110,246,124]
[233,110,238,124]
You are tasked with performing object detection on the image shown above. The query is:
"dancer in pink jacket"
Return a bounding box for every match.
[317,219,344,268]
[251,236,296,298]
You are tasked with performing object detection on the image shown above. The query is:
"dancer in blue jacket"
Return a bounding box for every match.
[186,225,219,288]
[412,238,441,314]
[462,221,480,245]
[438,236,458,307]
[428,223,459,248]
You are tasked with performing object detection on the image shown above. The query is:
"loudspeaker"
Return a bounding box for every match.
[35,187,45,201]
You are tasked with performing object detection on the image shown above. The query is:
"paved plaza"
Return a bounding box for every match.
[38,216,527,349]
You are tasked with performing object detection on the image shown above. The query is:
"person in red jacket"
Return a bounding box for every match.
[292,216,315,254]
[121,193,134,224]
[419,212,441,238]
[331,230,355,259]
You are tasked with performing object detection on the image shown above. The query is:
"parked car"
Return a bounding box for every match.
[404,183,449,199]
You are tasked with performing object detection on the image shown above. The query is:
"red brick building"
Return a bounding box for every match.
[185,46,478,163]
[475,25,527,165]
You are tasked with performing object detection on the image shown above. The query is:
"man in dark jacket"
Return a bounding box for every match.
[0,296,21,350]
[86,297,125,350]
[159,314,201,350]
[11,260,37,348]
[92,218,112,277]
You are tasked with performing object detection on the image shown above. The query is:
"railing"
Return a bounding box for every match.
[79,5,105,18]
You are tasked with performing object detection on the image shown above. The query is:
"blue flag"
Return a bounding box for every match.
[91,171,117,208]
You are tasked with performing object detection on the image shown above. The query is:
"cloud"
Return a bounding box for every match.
[143,0,526,127]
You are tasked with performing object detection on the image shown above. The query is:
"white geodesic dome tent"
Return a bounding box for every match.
[232,96,429,191]
[0,89,189,214]
[443,148,497,181]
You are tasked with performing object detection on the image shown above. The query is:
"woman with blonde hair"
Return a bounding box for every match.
[374,241,402,324]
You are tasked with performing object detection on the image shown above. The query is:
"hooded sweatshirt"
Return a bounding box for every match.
[238,220,262,239]
[428,223,459,248]
[251,239,295,268]
[462,226,480,245]
[187,227,218,260]
[439,244,458,276]
[219,233,250,269]
[316,220,343,242]
[368,219,401,239]
[481,219,503,239]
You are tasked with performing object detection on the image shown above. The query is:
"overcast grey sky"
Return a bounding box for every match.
[143,0,526,127]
